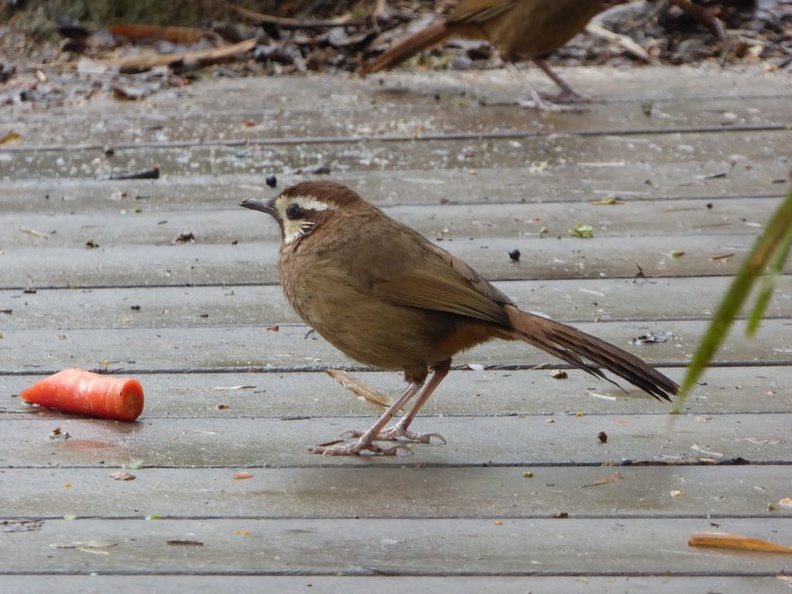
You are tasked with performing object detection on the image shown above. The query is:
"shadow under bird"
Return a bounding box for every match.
[242,181,678,455]
[361,0,628,109]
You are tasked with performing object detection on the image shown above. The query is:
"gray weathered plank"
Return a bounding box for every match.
[2,197,773,247]
[1,167,784,216]
[3,365,790,419]
[3,128,787,185]
[2,465,790,519]
[1,319,787,373]
[0,575,787,594]
[3,276,790,331]
[4,68,791,146]
[0,413,788,467]
[0,517,790,575]
[2,234,772,289]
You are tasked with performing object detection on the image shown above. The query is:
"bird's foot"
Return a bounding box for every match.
[342,426,447,445]
[310,438,412,456]
[517,97,588,112]
[551,89,594,105]
[516,97,572,112]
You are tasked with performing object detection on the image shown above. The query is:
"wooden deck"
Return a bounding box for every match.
[2,63,792,592]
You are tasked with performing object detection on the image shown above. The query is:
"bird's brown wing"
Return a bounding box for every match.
[448,0,518,26]
[363,226,514,327]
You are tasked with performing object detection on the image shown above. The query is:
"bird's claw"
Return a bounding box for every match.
[341,427,447,445]
[310,439,413,456]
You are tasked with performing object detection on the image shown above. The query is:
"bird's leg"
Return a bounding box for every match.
[311,379,423,456]
[532,58,590,104]
[374,359,450,444]
[506,62,562,112]
[341,359,451,446]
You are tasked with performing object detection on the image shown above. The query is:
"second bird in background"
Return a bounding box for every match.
[362,0,628,110]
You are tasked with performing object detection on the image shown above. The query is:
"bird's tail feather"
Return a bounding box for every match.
[504,305,678,401]
[362,22,451,74]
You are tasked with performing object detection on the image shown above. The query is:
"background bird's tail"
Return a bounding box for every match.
[503,305,678,401]
[361,22,451,74]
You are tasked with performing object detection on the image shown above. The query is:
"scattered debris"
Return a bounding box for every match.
[508,249,521,262]
[522,470,534,478]
[549,370,568,380]
[233,472,254,480]
[598,431,608,444]
[173,231,195,244]
[266,174,278,188]
[581,471,623,488]
[0,130,22,145]
[51,540,118,554]
[109,471,136,481]
[2,520,44,533]
[630,331,673,344]
[19,227,47,240]
[166,539,205,546]
[570,223,594,238]
[102,166,160,181]
[712,252,735,261]
[591,195,623,205]
[50,427,70,440]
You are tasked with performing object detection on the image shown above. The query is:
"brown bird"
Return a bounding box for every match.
[242,181,677,455]
[362,0,626,109]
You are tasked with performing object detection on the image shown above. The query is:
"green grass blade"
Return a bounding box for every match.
[676,191,792,408]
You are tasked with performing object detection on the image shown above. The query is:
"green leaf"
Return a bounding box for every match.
[676,190,792,410]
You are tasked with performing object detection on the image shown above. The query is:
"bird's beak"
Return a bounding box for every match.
[240,198,277,217]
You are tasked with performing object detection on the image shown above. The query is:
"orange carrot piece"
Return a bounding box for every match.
[689,531,792,554]
[20,368,144,422]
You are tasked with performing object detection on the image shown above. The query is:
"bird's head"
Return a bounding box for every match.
[241,180,362,245]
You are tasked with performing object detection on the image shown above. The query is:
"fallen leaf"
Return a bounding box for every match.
[52,540,117,551]
[570,223,594,238]
[0,130,22,145]
[581,472,623,488]
[234,472,254,480]
[326,368,391,408]
[2,520,43,532]
[591,195,623,205]
[689,531,792,554]
[109,471,136,481]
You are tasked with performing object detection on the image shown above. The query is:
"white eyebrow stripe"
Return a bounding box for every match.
[284,195,337,212]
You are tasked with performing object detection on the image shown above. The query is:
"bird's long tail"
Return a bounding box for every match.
[362,22,452,74]
[504,305,678,401]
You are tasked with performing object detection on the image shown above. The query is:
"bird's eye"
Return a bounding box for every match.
[285,203,302,220]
